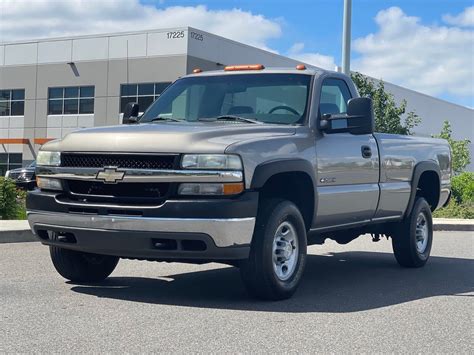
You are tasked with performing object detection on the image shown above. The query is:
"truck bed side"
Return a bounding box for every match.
[374,133,451,219]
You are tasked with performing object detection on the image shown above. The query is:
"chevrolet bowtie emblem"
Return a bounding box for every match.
[96,167,125,184]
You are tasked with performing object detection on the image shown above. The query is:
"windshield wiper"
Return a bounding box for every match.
[149,116,184,122]
[198,115,262,124]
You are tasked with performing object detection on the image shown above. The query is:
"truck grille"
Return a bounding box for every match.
[61,153,177,170]
[67,180,170,201]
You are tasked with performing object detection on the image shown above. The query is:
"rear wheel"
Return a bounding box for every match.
[50,246,119,282]
[392,197,433,267]
[240,199,307,300]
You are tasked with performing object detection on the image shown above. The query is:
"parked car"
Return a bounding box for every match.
[5,161,36,190]
[27,65,451,300]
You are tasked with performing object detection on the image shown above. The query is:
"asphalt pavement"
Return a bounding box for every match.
[1,231,472,353]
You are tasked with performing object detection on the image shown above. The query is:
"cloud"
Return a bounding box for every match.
[287,42,336,70]
[353,6,474,98]
[443,6,474,27]
[0,0,281,49]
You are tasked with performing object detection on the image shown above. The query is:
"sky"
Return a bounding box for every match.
[0,0,473,108]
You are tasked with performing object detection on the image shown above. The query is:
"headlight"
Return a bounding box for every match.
[37,151,61,166]
[181,154,242,170]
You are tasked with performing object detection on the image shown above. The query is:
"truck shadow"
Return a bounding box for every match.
[70,251,473,313]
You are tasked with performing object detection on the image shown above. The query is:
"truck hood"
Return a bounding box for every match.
[44,122,296,153]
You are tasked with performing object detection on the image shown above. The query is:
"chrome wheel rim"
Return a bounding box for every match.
[415,212,429,254]
[272,221,299,281]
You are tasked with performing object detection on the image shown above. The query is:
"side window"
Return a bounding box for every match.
[319,78,352,115]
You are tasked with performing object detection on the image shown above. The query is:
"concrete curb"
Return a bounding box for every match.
[0,219,472,244]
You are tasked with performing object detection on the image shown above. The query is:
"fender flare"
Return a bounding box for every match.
[405,161,441,217]
[251,159,317,189]
[251,159,318,227]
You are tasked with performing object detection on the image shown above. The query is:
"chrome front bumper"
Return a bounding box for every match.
[27,210,256,248]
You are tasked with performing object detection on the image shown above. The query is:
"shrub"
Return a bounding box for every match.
[0,177,27,220]
[433,200,474,219]
[451,172,474,204]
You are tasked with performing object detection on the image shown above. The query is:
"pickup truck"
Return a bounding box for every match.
[27,64,451,300]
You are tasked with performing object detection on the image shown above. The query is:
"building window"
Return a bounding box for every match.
[48,86,95,115]
[0,153,22,176]
[120,82,171,113]
[0,89,25,116]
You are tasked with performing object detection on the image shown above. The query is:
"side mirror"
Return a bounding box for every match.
[123,102,140,124]
[319,97,374,135]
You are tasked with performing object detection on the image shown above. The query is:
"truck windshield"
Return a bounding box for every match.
[140,74,311,125]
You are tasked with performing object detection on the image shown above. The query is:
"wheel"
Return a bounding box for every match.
[50,246,119,282]
[392,197,433,267]
[240,199,307,300]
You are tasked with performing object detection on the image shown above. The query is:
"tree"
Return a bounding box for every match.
[351,72,421,135]
[433,121,471,174]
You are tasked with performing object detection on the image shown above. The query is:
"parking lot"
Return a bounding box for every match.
[1,231,472,353]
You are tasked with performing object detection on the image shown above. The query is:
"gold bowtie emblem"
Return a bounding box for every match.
[96,167,125,184]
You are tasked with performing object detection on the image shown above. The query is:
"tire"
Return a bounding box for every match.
[392,197,433,267]
[50,246,119,282]
[240,199,307,300]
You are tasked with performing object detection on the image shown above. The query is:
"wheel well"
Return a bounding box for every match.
[259,172,314,230]
[416,171,440,211]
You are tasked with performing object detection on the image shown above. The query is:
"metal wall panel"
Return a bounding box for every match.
[109,34,147,59]
[72,37,108,61]
[38,40,72,64]
[4,43,37,65]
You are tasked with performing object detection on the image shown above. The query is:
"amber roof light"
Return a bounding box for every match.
[296,64,307,70]
[224,64,265,71]
[192,68,202,73]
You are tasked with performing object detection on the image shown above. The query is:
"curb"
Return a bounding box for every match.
[0,220,472,244]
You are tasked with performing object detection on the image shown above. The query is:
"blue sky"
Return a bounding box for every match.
[1,0,473,107]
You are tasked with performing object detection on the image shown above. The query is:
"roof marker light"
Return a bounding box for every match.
[296,64,306,70]
[224,64,265,71]
[193,68,202,73]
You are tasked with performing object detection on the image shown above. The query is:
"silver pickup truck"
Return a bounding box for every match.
[27,65,451,300]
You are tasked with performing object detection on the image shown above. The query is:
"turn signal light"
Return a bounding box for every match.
[224,64,265,71]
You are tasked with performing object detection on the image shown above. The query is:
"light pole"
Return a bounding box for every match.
[341,0,352,75]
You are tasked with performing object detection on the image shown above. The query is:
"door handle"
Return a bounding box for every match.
[361,145,372,158]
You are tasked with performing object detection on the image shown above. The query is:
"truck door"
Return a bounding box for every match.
[314,78,379,228]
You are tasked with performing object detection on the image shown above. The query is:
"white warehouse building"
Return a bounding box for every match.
[0,26,472,173]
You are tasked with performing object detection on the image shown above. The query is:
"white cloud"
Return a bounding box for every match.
[287,42,336,70]
[353,6,474,98]
[0,0,281,49]
[443,6,474,27]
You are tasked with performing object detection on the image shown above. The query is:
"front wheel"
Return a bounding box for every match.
[50,246,119,282]
[240,199,307,300]
[392,197,433,267]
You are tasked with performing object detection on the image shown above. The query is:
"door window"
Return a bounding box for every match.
[319,79,352,115]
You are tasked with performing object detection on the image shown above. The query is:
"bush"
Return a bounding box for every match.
[0,177,27,220]
[433,200,474,219]
[451,172,474,204]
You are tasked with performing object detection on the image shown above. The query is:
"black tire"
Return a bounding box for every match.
[50,246,119,282]
[392,197,433,267]
[240,199,307,300]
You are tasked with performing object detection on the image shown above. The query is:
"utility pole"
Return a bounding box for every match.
[341,0,352,75]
